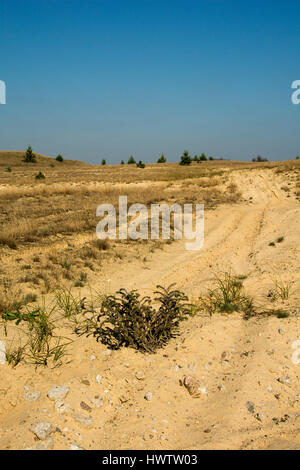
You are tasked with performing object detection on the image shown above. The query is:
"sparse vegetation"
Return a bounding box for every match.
[198,272,255,316]
[268,280,292,301]
[35,171,45,180]
[56,154,64,162]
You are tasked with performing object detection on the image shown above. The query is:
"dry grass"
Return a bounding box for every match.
[1,150,298,297]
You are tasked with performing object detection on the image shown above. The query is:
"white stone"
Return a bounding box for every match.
[144,392,153,401]
[24,391,41,402]
[47,384,69,401]
[30,422,53,440]
[0,341,6,365]
[54,400,72,415]
[72,413,94,428]
[70,444,83,450]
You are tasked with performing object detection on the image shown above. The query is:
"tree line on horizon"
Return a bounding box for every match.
[14,146,300,170]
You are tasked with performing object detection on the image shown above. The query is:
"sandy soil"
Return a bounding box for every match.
[0,168,299,450]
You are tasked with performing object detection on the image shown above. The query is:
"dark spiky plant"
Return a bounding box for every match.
[94,284,192,353]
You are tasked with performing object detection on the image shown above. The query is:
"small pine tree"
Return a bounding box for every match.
[179,150,191,166]
[23,146,36,163]
[56,154,64,162]
[157,153,166,163]
[199,153,207,161]
[136,160,145,168]
[209,156,214,161]
[128,156,136,164]
[121,160,125,164]
[193,155,199,162]
[101,159,106,165]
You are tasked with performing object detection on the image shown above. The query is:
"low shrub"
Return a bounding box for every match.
[93,284,193,353]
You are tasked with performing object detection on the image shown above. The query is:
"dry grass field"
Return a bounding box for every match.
[0,150,300,450]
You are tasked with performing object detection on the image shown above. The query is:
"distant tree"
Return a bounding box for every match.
[128,156,136,164]
[121,160,125,164]
[179,150,192,166]
[35,171,45,180]
[296,156,299,160]
[23,146,36,163]
[157,153,166,163]
[193,155,199,162]
[199,153,207,161]
[209,156,214,161]
[56,154,64,162]
[136,160,145,168]
[252,155,268,162]
[101,159,106,165]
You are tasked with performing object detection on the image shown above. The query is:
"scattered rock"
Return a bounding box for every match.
[47,385,69,401]
[70,443,84,450]
[246,401,255,414]
[119,395,129,404]
[26,437,54,450]
[102,350,112,357]
[24,391,41,402]
[0,341,6,365]
[81,379,90,386]
[144,392,153,401]
[91,397,104,408]
[80,401,92,412]
[95,375,102,384]
[72,413,94,428]
[255,412,265,422]
[181,375,207,398]
[54,400,72,415]
[278,328,285,335]
[277,376,290,385]
[135,371,145,381]
[30,422,53,440]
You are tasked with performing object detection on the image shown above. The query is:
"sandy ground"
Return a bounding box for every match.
[0,168,299,450]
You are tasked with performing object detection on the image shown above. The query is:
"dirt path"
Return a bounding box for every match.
[0,168,299,450]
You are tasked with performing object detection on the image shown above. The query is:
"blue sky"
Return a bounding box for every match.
[0,0,299,163]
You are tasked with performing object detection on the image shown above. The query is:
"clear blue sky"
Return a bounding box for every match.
[0,0,299,163]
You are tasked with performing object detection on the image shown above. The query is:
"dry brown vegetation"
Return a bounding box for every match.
[0,151,299,303]
[0,150,247,298]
